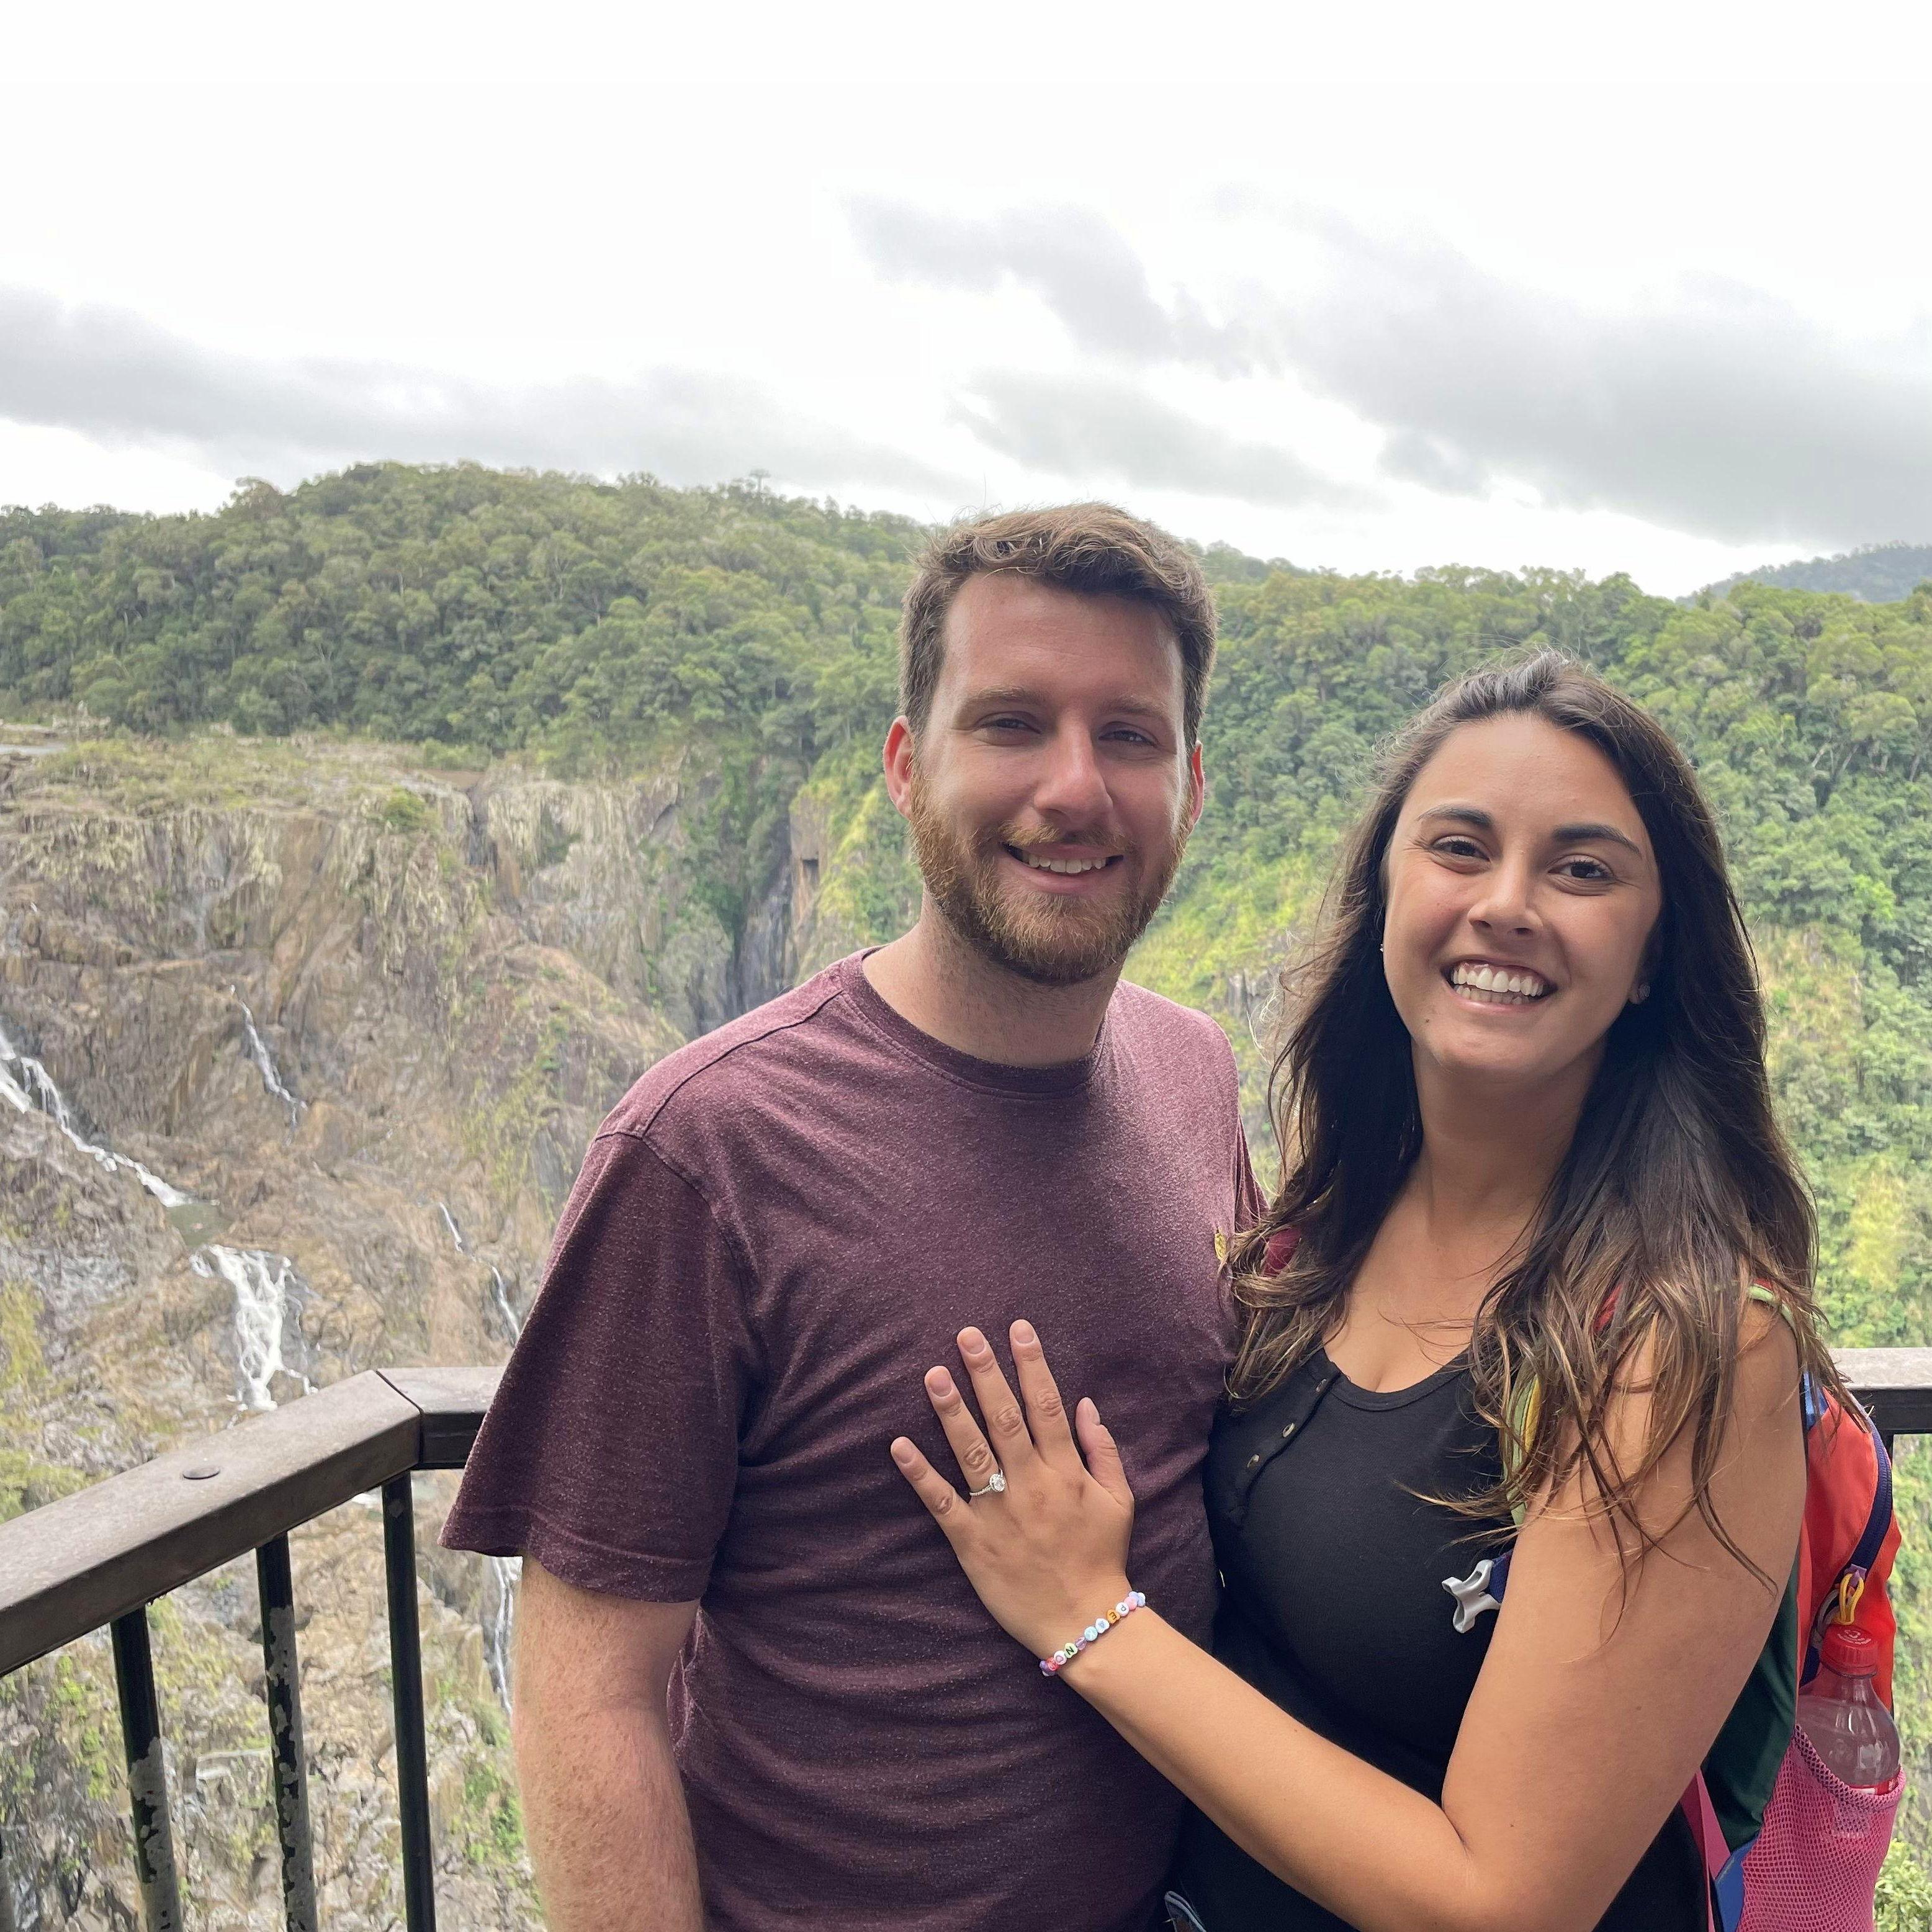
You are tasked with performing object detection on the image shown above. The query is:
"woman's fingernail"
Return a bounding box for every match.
[927,1367,955,1395]
[1078,1396,1096,1419]
[891,1439,917,1466]
[1012,1319,1037,1346]
[958,1327,987,1354]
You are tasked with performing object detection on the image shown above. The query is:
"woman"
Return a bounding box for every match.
[889,652,1841,1931]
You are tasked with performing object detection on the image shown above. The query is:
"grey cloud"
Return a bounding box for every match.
[952,372,1367,509]
[848,199,1269,378]
[1263,221,1932,547]
[0,286,971,501]
[856,195,1932,547]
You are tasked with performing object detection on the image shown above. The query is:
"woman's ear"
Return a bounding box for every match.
[1629,926,1664,1006]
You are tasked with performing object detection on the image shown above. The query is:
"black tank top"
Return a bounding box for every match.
[1167,1349,1704,1930]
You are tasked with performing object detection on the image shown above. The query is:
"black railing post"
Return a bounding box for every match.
[255,1534,319,1932]
[382,1474,438,1932]
[110,1607,184,1932]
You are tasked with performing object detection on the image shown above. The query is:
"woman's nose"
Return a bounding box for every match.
[1468,863,1537,933]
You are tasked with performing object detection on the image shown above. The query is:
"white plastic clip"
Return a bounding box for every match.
[1443,1558,1502,1634]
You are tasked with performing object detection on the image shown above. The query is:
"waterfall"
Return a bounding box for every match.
[488,1265,523,1343]
[191,1246,310,1412]
[0,1018,190,1208]
[235,992,302,1128]
[444,1202,523,1342]
[482,1555,520,1711]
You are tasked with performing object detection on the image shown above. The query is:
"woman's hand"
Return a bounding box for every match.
[890,1319,1136,1660]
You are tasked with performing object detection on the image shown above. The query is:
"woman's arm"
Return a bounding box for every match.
[891,1312,1804,1932]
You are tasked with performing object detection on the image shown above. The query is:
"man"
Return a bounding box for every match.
[442,504,1259,1931]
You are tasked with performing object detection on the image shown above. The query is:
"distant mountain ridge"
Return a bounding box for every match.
[1699,540,1932,604]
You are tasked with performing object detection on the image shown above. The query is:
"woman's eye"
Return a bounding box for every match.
[1432,837,1486,860]
[1557,857,1612,882]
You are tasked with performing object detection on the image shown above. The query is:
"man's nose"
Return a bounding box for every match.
[1031,727,1112,822]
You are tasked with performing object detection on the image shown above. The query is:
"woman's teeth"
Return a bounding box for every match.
[1017,851,1113,875]
[1449,964,1551,1005]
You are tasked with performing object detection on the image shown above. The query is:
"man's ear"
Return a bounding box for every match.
[1185,742,1206,832]
[883,716,916,819]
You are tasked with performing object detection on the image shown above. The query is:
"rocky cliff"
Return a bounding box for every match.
[0,722,878,1931]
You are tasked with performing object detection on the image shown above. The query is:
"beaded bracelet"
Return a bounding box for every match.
[1039,1591,1146,1676]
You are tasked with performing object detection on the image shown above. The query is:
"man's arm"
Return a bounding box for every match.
[513,1557,703,1932]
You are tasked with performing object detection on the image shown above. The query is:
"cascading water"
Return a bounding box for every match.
[191,1246,310,1412]
[0,1017,190,1207]
[235,992,302,1128]
[440,1198,523,1704]
[488,1266,523,1344]
[483,1555,520,1710]
[443,1200,524,1341]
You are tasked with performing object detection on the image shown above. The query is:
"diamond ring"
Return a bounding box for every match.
[967,1471,1007,1499]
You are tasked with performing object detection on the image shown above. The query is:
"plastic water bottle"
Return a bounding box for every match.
[1795,1623,1901,1789]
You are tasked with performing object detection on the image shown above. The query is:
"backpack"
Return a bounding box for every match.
[1487,1361,1901,1931]
[1261,1231,1903,1930]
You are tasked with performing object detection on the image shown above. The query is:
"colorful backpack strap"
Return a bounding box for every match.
[1683,1772,1746,1931]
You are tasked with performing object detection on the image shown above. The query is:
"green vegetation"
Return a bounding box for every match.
[1701,539,1932,605]
[1880,1834,1932,1932]
[0,463,915,957]
[5,470,1930,1326]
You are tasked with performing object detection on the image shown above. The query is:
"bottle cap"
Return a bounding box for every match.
[1822,1622,1878,1677]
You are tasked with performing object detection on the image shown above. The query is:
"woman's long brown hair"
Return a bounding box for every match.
[1229,650,1840,1577]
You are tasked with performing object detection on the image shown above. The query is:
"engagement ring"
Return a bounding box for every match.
[968,1471,1007,1499]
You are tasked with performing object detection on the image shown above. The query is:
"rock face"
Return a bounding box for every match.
[0,728,786,1931]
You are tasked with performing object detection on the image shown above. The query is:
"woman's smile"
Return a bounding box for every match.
[1442,958,1555,1008]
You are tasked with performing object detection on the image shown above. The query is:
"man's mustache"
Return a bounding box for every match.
[994,824,1129,856]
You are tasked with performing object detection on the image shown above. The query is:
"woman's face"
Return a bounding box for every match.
[1382,713,1663,1100]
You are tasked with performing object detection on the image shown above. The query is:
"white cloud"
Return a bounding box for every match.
[4,7,1932,593]
[0,287,971,502]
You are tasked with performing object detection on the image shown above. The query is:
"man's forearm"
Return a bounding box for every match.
[516,1697,703,1931]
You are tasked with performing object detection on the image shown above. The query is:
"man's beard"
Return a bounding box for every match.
[904,772,1191,988]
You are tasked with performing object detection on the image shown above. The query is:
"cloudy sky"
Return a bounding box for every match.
[6,0,1931,593]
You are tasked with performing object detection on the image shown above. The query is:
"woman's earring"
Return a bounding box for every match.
[1630,981,1651,1005]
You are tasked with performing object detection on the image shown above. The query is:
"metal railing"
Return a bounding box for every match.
[1,1351,1927,1931]
[0,1367,496,1932]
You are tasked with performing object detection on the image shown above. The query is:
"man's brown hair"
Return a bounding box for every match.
[899,504,1218,746]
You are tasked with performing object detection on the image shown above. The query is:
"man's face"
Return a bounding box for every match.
[885,573,1205,987]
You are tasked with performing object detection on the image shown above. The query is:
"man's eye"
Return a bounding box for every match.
[1104,727,1156,746]
[982,717,1032,733]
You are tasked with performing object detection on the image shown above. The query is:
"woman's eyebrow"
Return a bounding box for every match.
[1553,820,1645,857]
[1416,804,1493,830]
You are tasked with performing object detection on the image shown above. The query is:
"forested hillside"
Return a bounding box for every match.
[1700,539,1932,604]
[2,464,1931,1921]
[4,463,1931,1339]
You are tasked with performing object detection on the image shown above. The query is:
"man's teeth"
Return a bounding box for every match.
[1017,851,1113,875]
[1450,964,1551,1003]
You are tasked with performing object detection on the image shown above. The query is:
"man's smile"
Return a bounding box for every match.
[1002,843,1125,891]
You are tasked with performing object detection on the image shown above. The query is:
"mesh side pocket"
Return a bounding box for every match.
[1737,1725,1902,1932]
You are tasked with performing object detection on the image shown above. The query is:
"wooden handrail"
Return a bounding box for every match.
[0,1367,500,1676]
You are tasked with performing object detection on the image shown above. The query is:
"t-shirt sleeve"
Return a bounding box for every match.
[439,1128,757,1602]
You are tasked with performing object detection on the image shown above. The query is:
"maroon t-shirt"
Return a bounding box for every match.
[443,951,1258,1932]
